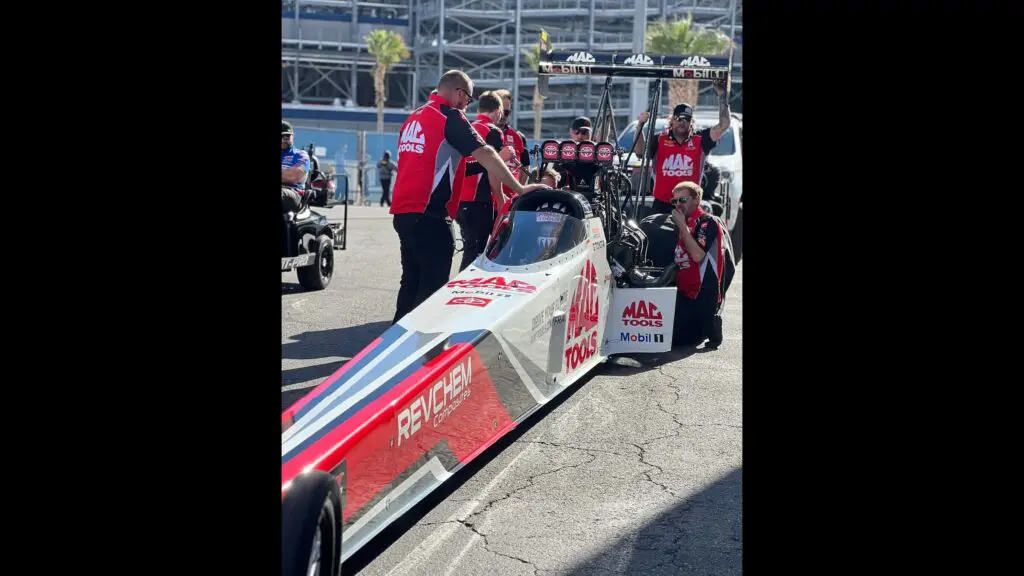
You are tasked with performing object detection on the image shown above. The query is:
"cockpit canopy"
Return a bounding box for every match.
[485,210,588,266]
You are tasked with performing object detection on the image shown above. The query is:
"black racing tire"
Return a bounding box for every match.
[730,205,743,263]
[282,471,343,576]
[297,235,334,290]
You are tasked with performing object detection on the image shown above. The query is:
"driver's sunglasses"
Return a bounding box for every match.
[674,115,692,123]
[458,88,476,103]
[671,196,691,205]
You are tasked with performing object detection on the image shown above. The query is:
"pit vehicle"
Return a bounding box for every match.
[281,50,734,575]
[281,144,348,291]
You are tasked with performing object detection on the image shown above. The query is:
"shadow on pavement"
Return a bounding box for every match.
[281,359,348,387]
[282,321,391,362]
[602,345,703,376]
[281,282,309,294]
[567,467,742,576]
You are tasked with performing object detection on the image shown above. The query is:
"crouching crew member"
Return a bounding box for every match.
[389,70,550,324]
[670,181,728,349]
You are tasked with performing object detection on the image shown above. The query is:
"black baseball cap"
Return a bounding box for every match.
[571,116,592,132]
[282,121,294,135]
[672,104,694,118]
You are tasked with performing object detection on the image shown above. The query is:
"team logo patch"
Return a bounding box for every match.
[398,121,426,154]
[446,297,492,307]
[662,154,694,177]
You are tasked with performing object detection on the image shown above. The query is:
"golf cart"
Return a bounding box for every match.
[281,144,348,291]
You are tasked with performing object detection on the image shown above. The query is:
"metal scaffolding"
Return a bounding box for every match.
[412,0,742,138]
[281,0,742,137]
[281,0,415,107]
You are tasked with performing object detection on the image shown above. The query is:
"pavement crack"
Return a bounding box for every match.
[628,441,678,498]
[517,439,638,458]
[464,450,599,525]
[456,518,540,575]
[413,520,460,528]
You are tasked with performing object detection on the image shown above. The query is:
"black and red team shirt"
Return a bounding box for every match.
[460,114,505,204]
[390,94,487,220]
[500,126,530,199]
[674,207,726,302]
[647,127,717,204]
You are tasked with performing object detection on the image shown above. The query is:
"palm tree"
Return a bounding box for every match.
[646,13,732,113]
[365,29,411,133]
[523,30,551,140]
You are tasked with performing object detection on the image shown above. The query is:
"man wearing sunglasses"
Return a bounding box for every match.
[556,116,601,193]
[670,181,727,349]
[389,70,550,324]
[281,121,310,213]
[633,79,731,215]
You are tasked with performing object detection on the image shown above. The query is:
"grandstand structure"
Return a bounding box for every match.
[281,0,741,197]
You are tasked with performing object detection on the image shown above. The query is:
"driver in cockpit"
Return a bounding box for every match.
[559,117,599,193]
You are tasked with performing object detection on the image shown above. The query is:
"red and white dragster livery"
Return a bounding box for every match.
[281,49,736,576]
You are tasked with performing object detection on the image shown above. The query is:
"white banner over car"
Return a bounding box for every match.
[602,287,676,354]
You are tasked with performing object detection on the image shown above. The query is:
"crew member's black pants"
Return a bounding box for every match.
[455,201,494,272]
[673,268,723,347]
[282,187,302,213]
[393,213,454,324]
[380,178,392,206]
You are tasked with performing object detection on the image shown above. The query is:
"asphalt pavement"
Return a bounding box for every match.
[282,204,742,575]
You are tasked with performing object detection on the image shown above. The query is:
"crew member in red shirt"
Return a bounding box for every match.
[456,91,508,271]
[491,89,531,199]
[389,70,548,324]
[633,79,731,214]
[669,181,728,349]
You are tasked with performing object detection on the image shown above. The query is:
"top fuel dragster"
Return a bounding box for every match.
[280,47,735,576]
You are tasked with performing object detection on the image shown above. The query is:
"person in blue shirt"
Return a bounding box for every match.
[281,121,310,213]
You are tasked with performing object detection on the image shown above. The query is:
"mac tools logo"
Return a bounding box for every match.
[564,260,600,373]
[447,277,537,294]
[662,154,694,177]
[566,52,596,63]
[679,55,710,67]
[398,121,425,154]
[622,300,664,327]
[622,53,654,66]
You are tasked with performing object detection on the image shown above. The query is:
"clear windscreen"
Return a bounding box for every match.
[485,211,588,266]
